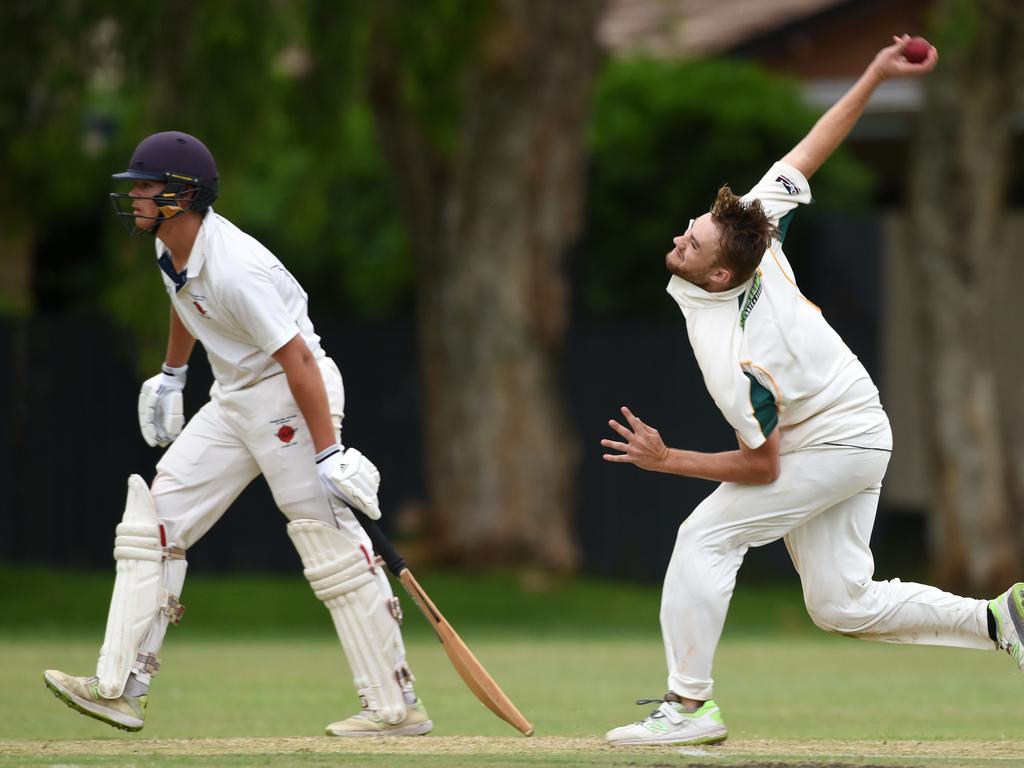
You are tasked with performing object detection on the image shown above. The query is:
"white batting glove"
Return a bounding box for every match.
[138,363,187,447]
[316,444,382,520]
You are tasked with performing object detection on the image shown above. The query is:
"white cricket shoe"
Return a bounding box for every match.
[326,700,433,736]
[990,582,1024,670]
[606,696,727,746]
[43,669,147,732]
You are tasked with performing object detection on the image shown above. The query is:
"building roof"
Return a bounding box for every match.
[599,0,936,121]
[599,0,847,59]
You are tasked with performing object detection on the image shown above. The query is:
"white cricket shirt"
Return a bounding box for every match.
[154,210,324,393]
[667,161,891,454]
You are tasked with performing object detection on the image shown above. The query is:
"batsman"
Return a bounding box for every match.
[43,131,431,736]
[601,36,1024,745]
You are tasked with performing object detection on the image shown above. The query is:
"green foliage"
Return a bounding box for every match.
[1,3,413,354]
[582,56,874,317]
[0,2,108,216]
[104,1,413,328]
[926,0,982,54]
[367,0,492,160]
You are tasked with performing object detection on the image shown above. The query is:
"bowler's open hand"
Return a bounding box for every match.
[872,34,939,80]
[602,406,670,471]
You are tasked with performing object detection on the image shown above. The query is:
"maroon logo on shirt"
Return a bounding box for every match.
[276,425,296,443]
[192,301,208,316]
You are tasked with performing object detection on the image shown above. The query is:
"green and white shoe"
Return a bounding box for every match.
[43,669,147,732]
[605,695,727,746]
[326,700,433,737]
[990,582,1024,670]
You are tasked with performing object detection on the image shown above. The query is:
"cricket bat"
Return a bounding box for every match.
[354,512,534,736]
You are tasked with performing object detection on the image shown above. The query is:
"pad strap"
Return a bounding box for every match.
[135,652,161,675]
[163,594,186,624]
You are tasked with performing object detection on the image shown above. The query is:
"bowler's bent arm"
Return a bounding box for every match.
[658,428,780,485]
[601,406,780,484]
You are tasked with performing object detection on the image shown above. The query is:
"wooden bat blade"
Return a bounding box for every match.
[399,569,534,736]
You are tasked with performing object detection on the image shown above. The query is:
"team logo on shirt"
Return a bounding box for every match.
[188,291,210,318]
[739,270,763,330]
[776,174,799,195]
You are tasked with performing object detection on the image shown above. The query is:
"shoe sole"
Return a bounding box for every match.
[326,719,433,737]
[43,672,143,732]
[608,729,728,746]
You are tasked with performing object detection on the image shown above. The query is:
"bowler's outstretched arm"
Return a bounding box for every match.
[782,35,937,180]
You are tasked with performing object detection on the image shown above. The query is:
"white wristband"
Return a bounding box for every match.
[161,363,188,377]
[315,443,342,464]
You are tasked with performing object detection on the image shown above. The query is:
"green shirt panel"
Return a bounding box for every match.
[745,372,778,437]
[778,209,796,244]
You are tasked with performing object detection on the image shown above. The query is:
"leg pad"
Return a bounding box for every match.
[288,519,407,724]
[96,475,187,698]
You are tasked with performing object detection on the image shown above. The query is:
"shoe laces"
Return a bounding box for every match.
[995,606,1023,660]
[1002,637,1024,666]
[634,695,683,721]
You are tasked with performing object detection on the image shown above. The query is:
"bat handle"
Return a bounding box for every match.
[353,510,407,577]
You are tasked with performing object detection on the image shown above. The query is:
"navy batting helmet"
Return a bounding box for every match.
[110,131,219,234]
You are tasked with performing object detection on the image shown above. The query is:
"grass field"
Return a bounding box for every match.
[1,565,1021,767]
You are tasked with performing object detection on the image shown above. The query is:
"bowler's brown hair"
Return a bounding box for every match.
[710,186,776,287]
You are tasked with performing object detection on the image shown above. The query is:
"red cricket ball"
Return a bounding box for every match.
[903,36,931,64]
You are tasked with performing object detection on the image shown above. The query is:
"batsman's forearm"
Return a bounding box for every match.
[166,306,196,367]
[285,360,337,454]
[781,65,883,179]
[659,447,776,485]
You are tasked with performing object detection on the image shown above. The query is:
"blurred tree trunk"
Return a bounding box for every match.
[907,0,1024,593]
[370,0,604,571]
[0,228,33,314]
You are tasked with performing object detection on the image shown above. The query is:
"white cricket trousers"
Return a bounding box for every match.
[145,357,408,666]
[661,443,993,701]
[152,357,363,543]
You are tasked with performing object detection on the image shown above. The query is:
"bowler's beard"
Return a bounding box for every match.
[665,250,713,290]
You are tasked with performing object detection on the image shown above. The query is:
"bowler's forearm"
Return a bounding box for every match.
[782,65,883,179]
[658,447,777,485]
